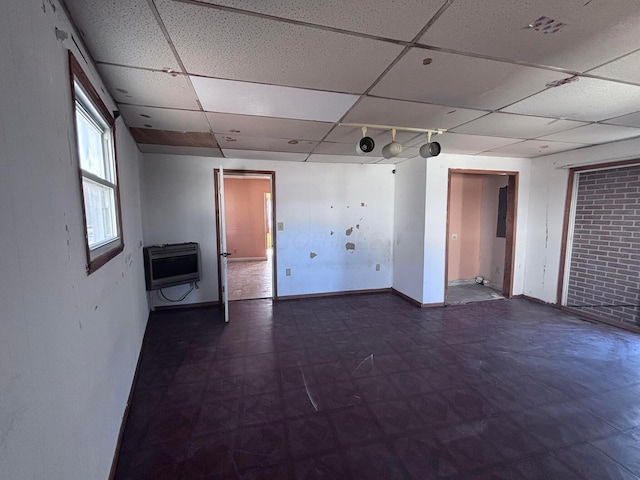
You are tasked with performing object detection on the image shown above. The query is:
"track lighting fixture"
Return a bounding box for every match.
[419,132,441,158]
[356,126,375,155]
[340,123,446,160]
[382,128,403,159]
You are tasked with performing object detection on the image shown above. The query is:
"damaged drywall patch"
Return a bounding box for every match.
[345,227,353,236]
[310,252,317,259]
[345,242,356,251]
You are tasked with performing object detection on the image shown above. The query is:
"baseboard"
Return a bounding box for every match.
[154,300,220,311]
[228,257,268,262]
[447,278,478,286]
[518,294,560,307]
[560,306,640,335]
[391,288,445,308]
[277,288,391,301]
[108,316,150,480]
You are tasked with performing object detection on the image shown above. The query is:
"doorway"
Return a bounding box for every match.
[214,170,277,302]
[445,169,518,305]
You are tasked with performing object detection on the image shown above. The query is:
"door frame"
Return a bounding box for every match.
[444,169,519,303]
[213,169,278,302]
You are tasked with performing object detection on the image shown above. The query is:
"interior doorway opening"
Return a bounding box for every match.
[214,170,276,302]
[445,169,518,305]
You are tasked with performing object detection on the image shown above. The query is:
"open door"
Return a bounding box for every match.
[216,167,230,323]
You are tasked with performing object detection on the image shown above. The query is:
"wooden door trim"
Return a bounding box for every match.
[445,169,518,303]
[213,169,278,302]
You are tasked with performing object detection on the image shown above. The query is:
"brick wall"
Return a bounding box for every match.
[566,164,640,327]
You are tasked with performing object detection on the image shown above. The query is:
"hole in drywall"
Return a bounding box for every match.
[229,129,241,133]
[144,124,153,128]
[422,57,433,65]
[161,67,179,77]
[346,227,353,236]
[115,88,129,94]
[345,242,356,251]
[140,114,151,118]
[288,140,299,145]
[310,252,317,259]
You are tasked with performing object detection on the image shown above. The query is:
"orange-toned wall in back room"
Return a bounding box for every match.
[447,173,483,281]
[224,177,271,259]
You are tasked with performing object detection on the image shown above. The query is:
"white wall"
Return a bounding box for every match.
[142,155,395,306]
[523,138,640,303]
[423,154,531,304]
[392,157,427,302]
[0,3,148,479]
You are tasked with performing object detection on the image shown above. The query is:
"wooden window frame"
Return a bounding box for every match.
[69,52,124,274]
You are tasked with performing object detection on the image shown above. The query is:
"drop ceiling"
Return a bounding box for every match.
[64,0,640,163]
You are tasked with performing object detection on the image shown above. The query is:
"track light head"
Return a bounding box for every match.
[382,141,403,159]
[419,141,441,158]
[356,136,375,155]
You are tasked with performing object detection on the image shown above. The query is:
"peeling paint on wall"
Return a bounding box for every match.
[345,227,353,236]
[345,242,356,251]
[309,252,317,259]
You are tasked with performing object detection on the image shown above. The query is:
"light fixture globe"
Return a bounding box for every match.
[420,141,441,158]
[382,141,403,159]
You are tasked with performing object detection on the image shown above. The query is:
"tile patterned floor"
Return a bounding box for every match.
[447,283,504,305]
[227,258,273,301]
[115,293,640,479]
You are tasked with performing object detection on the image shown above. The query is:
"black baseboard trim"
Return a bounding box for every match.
[391,288,445,308]
[277,288,391,301]
[108,314,151,480]
[154,300,221,311]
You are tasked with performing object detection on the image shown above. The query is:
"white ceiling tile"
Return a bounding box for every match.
[156,0,403,93]
[602,111,640,128]
[222,149,308,162]
[119,105,210,132]
[307,154,379,164]
[483,140,583,158]
[538,123,640,144]
[197,0,445,41]
[502,77,640,122]
[192,77,359,122]
[343,97,486,131]
[65,0,179,70]
[97,65,199,109]
[453,112,587,138]
[588,49,640,84]
[420,0,640,71]
[216,134,317,153]
[139,144,223,157]
[436,133,522,155]
[206,113,333,140]
[371,49,568,110]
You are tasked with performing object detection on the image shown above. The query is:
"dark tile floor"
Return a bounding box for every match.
[115,293,640,480]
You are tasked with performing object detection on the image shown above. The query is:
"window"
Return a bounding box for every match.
[69,53,123,273]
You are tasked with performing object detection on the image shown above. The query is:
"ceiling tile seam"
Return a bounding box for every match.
[148,0,223,156]
[583,46,640,75]
[172,0,411,46]
[364,93,492,118]
[412,44,640,90]
[408,0,455,43]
